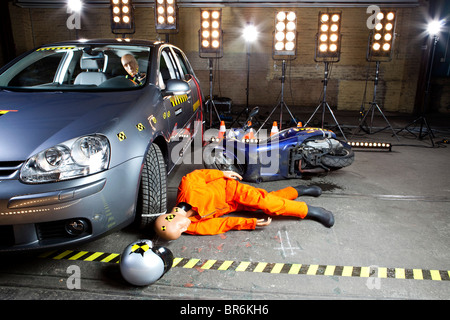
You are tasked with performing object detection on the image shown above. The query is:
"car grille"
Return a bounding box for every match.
[36,219,92,240]
[0,219,92,248]
[0,161,23,179]
[36,220,70,240]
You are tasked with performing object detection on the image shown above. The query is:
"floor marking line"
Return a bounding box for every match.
[39,250,450,282]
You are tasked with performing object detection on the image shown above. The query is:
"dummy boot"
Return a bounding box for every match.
[305,205,334,228]
[294,185,322,197]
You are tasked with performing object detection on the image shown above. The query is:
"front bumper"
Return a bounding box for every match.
[0,158,143,252]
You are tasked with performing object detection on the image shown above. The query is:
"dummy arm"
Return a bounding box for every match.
[186,169,242,184]
[185,217,257,235]
[191,169,225,184]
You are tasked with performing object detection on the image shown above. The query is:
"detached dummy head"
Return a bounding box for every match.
[154,203,193,240]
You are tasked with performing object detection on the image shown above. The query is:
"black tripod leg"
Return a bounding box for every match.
[230,107,249,127]
[419,117,435,147]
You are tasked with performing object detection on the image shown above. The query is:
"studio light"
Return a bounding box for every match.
[243,23,258,43]
[155,0,178,33]
[315,12,342,62]
[367,10,396,61]
[199,9,223,57]
[273,11,297,58]
[68,0,82,12]
[110,0,135,34]
[427,20,443,35]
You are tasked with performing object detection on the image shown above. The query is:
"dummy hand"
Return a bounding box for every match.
[256,217,272,227]
[223,171,243,180]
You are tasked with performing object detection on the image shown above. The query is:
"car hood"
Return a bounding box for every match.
[0,90,141,161]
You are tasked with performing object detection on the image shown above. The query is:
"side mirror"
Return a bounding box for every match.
[164,79,190,96]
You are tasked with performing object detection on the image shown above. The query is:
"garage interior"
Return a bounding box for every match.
[0,0,450,303]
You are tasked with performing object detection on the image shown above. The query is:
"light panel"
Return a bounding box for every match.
[199,9,223,57]
[155,0,178,32]
[367,10,396,61]
[348,141,392,151]
[316,11,342,61]
[273,11,297,58]
[110,0,135,33]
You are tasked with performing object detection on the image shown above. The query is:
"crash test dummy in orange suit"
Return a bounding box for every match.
[154,169,334,240]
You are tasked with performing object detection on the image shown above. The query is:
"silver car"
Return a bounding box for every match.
[0,39,203,251]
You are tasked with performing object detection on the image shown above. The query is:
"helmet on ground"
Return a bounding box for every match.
[120,239,174,286]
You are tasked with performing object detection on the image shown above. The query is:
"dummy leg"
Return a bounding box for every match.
[268,186,299,199]
[234,184,334,228]
[270,187,332,227]
[269,186,322,198]
[233,184,308,218]
[293,185,322,197]
[305,206,334,228]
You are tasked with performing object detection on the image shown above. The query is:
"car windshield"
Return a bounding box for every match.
[0,44,151,91]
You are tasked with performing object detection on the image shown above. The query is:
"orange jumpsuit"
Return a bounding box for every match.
[176,169,308,235]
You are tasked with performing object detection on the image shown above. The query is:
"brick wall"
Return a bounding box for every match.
[7,2,429,114]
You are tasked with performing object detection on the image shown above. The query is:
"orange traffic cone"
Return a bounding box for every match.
[248,128,255,139]
[297,121,303,127]
[244,121,255,140]
[218,121,226,139]
[270,121,279,136]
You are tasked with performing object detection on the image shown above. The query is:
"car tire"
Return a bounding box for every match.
[135,143,167,229]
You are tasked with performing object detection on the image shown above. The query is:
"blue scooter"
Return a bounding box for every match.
[203,107,354,183]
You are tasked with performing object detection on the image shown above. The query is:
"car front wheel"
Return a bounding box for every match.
[135,143,167,229]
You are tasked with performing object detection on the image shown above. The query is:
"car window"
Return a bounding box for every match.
[8,52,65,87]
[172,49,190,79]
[159,48,179,86]
[0,44,151,91]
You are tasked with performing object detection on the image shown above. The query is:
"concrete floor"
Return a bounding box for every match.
[0,110,449,305]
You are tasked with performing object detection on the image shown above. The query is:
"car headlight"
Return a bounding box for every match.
[20,134,110,184]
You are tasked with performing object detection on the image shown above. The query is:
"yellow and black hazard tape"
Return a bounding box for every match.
[39,249,450,282]
[36,46,75,51]
[170,94,188,107]
[39,249,121,264]
[173,258,450,282]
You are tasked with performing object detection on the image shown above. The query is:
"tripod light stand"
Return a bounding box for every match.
[257,11,298,133]
[357,61,399,140]
[354,11,399,140]
[204,59,221,128]
[258,60,296,132]
[305,61,347,140]
[304,12,347,141]
[199,9,223,128]
[397,29,440,147]
[258,11,299,132]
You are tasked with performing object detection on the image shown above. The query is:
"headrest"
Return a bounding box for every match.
[80,52,104,70]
